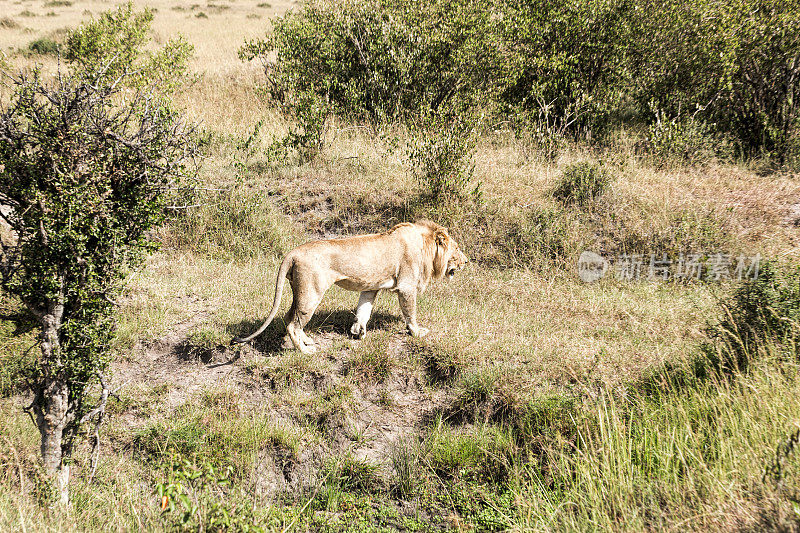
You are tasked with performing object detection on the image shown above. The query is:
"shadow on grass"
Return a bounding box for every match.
[0,308,38,336]
[225,309,401,355]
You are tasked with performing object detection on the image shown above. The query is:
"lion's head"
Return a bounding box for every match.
[427,223,468,280]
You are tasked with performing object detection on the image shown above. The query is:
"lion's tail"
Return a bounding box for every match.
[231,254,294,344]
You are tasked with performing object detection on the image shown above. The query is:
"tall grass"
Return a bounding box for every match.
[510,357,800,531]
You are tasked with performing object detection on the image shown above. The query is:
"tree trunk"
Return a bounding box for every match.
[37,376,70,506]
[35,302,71,506]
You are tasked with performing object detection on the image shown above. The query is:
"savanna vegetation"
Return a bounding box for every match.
[0,0,799,530]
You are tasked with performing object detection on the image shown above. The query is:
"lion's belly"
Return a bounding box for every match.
[335,277,396,292]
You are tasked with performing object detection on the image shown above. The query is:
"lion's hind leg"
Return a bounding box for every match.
[285,266,329,354]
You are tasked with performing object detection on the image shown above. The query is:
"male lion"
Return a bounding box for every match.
[232,220,468,354]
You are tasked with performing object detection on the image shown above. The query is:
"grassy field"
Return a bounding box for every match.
[1,0,800,531]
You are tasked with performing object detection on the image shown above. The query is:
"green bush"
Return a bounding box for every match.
[65,2,193,94]
[240,0,499,125]
[551,162,612,208]
[26,37,60,56]
[156,452,264,532]
[407,111,480,203]
[645,111,724,166]
[631,0,800,163]
[705,261,800,372]
[244,0,800,163]
[497,0,631,136]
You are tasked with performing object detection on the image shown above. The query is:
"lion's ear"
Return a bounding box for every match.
[434,229,448,247]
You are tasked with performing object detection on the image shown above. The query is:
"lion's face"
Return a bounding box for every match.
[444,238,468,280]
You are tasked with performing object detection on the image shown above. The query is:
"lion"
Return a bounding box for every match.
[232,220,468,354]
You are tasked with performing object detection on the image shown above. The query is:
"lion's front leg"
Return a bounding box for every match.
[397,288,429,337]
[351,290,379,339]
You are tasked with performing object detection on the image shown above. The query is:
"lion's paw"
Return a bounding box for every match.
[350,322,366,339]
[407,325,430,337]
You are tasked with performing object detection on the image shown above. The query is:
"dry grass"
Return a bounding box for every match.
[1,0,800,530]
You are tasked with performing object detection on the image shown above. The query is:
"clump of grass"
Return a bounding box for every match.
[244,351,323,390]
[324,453,382,493]
[107,383,170,417]
[301,384,353,432]
[132,395,298,482]
[443,369,500,423]
[422,419,515,484]
[156,451,264,531]
[195,11,208,18]
[199,386,242,415]
[257,2,271,7]
[43,0,71,6]
[344,334,393,383]
[515,206,576,267]
[186,325,225,350]
[408,338,463,384]
[551,161,612,208]
[0,17,19,28]
[18,10,36,17]
[26,37,60,55]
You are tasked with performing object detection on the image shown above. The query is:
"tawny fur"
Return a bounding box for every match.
[232,220,468,354]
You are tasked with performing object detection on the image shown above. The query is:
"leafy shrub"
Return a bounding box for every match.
[407,111,480,203]
[705,261,800,372]
[497,0,631,136]
[240,0,499,125]
[551,162,612,208]
[645,109,731,166]
[268,89,330,163]
[156,452,263,532]
[1,5,197,499]
[631,0,800,163]
[27,37,60,55]
[65,2,193,94]
[0,318,36,397]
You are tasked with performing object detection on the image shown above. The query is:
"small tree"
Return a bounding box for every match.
[0,5,197,505]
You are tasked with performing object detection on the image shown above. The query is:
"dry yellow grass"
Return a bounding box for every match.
[2,0,799,529]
